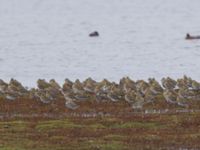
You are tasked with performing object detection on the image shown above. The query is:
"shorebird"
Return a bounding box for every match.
[148,78,163,95]
[74,94,89,101]
[163,89,177,104]
[46,86,62,100]
[29,88,38,99]
[60,89,79,110]
[48,79,62,99]
[9,79,27,94]
[120,77,136,93]
[183,75,193,88]
[161,77,177,89]
[95,79,111,94]
[124,90,136,104]
[49,79,61,90]
[94,80,113,101]
[9,78,21,87]
[65,101,79,110]
[7,84,18,94]
[144,88,157,104]
[124,90,145,111]
[176,88,192,107]
[37,79,50,90]
[100,79,112,91]
[0,79,8,94]
[72,79,85,94]
[95,92,108,101]
[5,80,27,99]
[191,93,200,101]
[5,93,17,100]
[176,96,189,107]
[64,80,89,101]
[62,79,73,92]
[131,91,145,110]
[83,77,96,85]
[191,80,200,91]
[107,84,124,102]
[83,82,95,94]
[34,89,53,104]
[177,78,188,89]
[136,80,149,95]
[83,78,96,94]
[122,83,135,94]
[63,78,73,87]
[5,81,20,101]
[148,78,157,85]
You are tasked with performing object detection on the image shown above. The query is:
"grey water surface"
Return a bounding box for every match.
[0,0,200,87]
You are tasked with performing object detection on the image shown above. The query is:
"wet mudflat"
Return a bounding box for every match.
[0,99,200,150]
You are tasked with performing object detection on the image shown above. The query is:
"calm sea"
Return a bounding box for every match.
[0,0,200,86]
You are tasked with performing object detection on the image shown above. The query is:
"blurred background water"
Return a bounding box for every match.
[0,0,200,86]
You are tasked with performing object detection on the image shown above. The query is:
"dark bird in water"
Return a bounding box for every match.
[185,33,200,40]
[89,31,99,37]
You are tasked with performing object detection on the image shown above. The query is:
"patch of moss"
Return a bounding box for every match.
[103,134,127,141]
[0,147,27,150]
[0,138,43,150]
[49,135,66,141]
[111,121,166,129]
[89,123,106,129]
[77,140,127,150]
[35,119,83,131]
[100,142,126,150]
[0,120,28,131]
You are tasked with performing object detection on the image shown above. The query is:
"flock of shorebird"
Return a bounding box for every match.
[0,76,200,110]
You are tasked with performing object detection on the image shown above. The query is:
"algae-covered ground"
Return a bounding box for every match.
[0,98,200,149]
[0,112,200,150]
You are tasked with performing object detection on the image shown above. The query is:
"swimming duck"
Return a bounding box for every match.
[185,33,200,40]
[89,31,99,37]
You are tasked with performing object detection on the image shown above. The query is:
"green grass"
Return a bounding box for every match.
[35,119,83,131]
[103,134,127,140]
[110,121,166,129]
[0,120,28,131]
[0,113,200,149]
[78,140,127,150]
[98,142,127,150]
